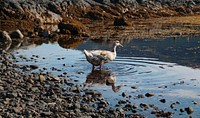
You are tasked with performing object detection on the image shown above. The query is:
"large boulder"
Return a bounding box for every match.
[0,31,12,43]
[10,29,24,39]
[58,20,89,36]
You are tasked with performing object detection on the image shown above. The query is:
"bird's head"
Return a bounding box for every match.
[115,40,123,47]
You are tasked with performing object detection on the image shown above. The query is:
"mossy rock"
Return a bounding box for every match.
[58,20,88,35]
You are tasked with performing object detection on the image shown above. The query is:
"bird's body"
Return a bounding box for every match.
[83,41,123,71]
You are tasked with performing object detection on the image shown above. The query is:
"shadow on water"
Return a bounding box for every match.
[84,69,121,93]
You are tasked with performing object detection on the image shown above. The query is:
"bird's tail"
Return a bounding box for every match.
[83,49,92,57]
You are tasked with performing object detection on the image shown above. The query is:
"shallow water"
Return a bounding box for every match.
[13,36,200,117]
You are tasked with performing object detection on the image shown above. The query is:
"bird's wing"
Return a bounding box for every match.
[90,50,110,60]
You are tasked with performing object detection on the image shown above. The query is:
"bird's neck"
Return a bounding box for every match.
[112,45,117,55]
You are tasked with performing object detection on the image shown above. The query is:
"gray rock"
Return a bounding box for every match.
[0,31,12,43]
[39,75,46,82]
[13,106,23,113]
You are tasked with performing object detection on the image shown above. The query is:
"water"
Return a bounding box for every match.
[13,36,200,117]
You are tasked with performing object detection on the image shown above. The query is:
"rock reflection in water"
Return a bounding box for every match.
[84,69,121,92]
[58,38,83,49]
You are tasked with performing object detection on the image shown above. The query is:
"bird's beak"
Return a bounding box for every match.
[120,44,123,47]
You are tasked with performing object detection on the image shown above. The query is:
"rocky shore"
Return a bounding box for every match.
[0,0,200,117]
[0,50,153,117]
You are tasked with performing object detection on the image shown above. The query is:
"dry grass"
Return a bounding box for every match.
[156,15,200,25]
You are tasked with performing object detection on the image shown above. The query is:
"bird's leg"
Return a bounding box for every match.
[92,65,95,71]
[99,64,102,71]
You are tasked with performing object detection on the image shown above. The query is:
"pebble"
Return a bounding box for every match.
[40,111,52,116]
[53,77,61,82]
[185,107,194,114]
[39,75,46,82]
[13,106,23,113]
[145,93,154,97]
[122,92,126,97]
[131,86,138,89]
[160,99,166,103]
[140,103,149,109]
[118,100,127,104]
[132,105,138,109]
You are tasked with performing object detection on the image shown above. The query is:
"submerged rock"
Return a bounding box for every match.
[185,107,194,114]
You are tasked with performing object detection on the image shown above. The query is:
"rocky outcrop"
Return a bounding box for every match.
[1,0,200,25]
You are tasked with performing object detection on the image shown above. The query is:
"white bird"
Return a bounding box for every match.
[83,40,123,71]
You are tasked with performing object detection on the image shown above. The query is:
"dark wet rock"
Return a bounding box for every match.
[140,103,149,109]
[136,0,144,4]
[122,92,126,97]
[118,100,127,104]
[30,65,39,69]
[10,29,24,39]
[145,92,154,97]
[152,110,172,117]
[131,86,138,89]
[97,100,109,108]
[37,28,51,37]
[136,94,144,99]
[180,108,184,112]
[170,103,176,109]
[160,99,166,103]
[185,107,194,114]
[124,104,132,111]
[113,17,131,26]
[132,104,138,109]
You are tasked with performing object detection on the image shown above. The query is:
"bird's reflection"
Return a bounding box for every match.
[84,69,121,92]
